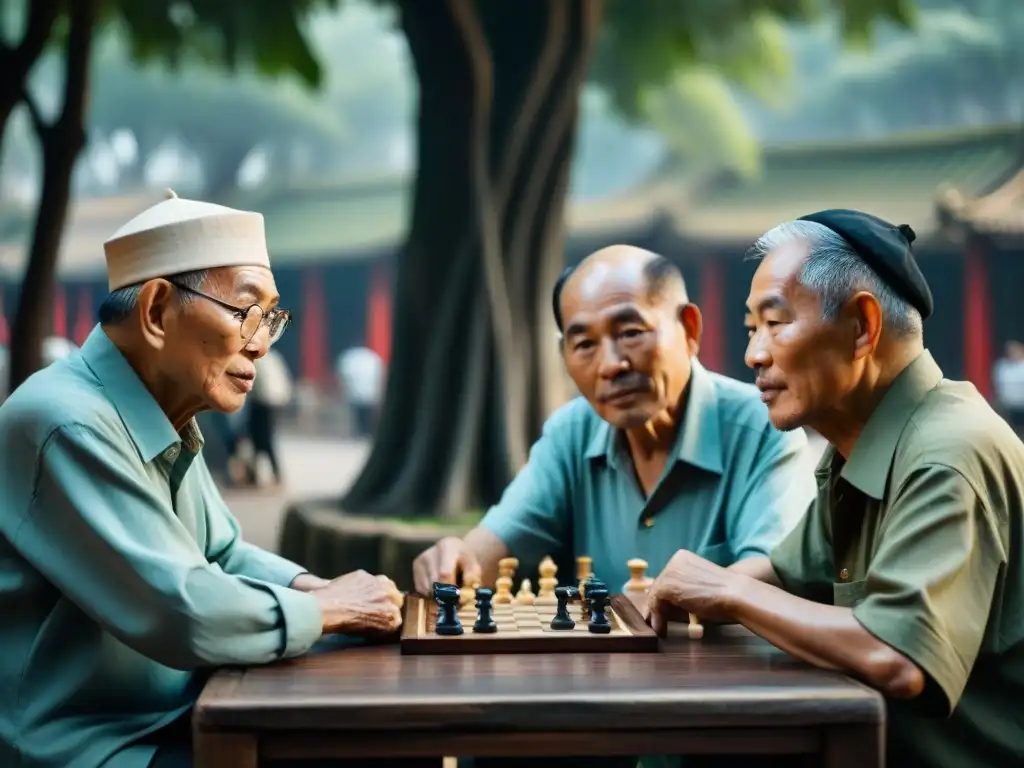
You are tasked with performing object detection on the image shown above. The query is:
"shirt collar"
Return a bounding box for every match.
[584,358,724,475]
[79,325,204,464]
[823,350,943,499]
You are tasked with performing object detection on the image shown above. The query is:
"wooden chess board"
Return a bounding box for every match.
[400,594,659,655]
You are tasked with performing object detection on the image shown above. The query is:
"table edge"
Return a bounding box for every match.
[194,687,887,730]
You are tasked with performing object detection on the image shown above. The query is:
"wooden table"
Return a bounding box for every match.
[193,627,886,767]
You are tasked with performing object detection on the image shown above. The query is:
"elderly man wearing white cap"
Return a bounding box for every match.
[0,192,404,768]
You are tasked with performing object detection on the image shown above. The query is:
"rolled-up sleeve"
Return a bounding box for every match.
[6,424,322,669]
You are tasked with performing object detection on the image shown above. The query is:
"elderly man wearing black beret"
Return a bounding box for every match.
[647,209,1024,768]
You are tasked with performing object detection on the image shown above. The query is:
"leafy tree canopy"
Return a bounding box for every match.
[591,0,916,120]
[100,0,341,88]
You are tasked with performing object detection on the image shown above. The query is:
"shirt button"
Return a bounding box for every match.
[839,568,850,581]
[165,446,179,461]
[642,517,655,528]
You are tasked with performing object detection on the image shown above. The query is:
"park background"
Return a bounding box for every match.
[0,0,1022,589]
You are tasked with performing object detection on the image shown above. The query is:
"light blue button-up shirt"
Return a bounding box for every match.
[0,326,322,768]
[481,360,817,592]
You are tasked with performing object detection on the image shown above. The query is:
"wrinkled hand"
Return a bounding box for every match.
[312,570,404,636]
[647,549,740,636]
[412,536,482,595]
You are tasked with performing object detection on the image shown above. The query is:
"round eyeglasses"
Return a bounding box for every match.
[170,282,291,346]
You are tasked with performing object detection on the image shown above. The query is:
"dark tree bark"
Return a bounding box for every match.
[8,0,98,392]
[0,0,59,146]
[341,0,603,519]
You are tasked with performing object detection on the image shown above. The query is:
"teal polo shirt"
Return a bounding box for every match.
[481,360,817,591]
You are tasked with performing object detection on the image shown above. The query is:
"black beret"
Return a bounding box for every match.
[798,208,933,320]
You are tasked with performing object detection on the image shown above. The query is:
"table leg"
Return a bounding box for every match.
[822,724,885,768]
[193,731,257,768]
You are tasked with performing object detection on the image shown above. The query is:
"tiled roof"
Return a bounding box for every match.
[665,124,1023,244]
[937,166,1024,237]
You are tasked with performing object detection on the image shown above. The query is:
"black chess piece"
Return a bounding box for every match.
[550,586,576,630]
[473,587,497,633]
[432,582,463,635]
[587,586,612,634]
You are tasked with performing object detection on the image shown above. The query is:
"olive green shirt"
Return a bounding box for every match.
[771,350,1024,767]
[0,326,323,768]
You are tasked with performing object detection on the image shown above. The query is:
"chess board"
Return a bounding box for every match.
[400,593,659,655]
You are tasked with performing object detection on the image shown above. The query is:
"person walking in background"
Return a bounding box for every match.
[993,339,1024,435]
[336,345,383,438]
[247,346,294,488]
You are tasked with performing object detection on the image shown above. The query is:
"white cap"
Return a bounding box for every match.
[103,189,271,291]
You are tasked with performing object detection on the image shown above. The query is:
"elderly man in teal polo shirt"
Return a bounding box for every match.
[0,191,405,768]
[414,244,816,611]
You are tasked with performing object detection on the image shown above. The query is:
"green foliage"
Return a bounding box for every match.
[103,0,342,88]
[643,68,762,180]
[593,0,916,120]
[586,0,917,178]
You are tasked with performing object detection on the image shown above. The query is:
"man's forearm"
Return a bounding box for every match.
[464,526,510,586]
[728,555,782,586]
[290,572,330,592]
[726,575,924,699]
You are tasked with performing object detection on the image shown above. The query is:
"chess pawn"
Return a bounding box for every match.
[460,578,480,608]
[586,586,612,634]
[494,557,519,604]
[473,587,497,634]
[622,557,653,612]
[515,578,536,605]
[494,575,513,604]
[688,613,705,640]
[535,556,558,606]
[575,555,593,582]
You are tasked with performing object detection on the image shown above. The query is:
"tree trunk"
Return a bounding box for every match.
[341,0,603,519]
[0,0,59,149]
[7,0,97,392]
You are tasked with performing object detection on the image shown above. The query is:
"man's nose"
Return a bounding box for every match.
[744,331,771,370]
[245,323,272,358]
[597,337,628,378]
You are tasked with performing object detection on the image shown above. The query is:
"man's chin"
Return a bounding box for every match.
[209,391,247,414]
[766,404,806,432]
[603,407,657,431]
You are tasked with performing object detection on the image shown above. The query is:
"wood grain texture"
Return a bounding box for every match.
[194,626,885,734]
[192,732,257,768]
[400,593,659,654]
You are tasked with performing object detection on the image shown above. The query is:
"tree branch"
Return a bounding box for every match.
[19,85,50,139]
[11,0,59,69]
[53,0,97,157]
[0,0,59,130]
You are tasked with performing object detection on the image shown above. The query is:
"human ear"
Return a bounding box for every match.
[850,292,882,360]
[679,303,703,356]
[136,279,176,350]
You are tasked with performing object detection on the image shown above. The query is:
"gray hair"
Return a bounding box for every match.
[747,220,922,337]
[97,269,208,325]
